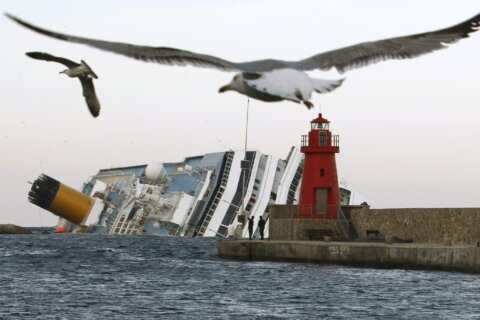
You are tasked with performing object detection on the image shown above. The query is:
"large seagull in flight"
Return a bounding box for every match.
[25,51,100,118]
[6,12,480,109]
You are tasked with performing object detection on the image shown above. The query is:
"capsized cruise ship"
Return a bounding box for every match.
[54,147,364,238]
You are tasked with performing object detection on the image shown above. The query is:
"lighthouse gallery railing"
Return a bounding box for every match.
[301,134,340,147]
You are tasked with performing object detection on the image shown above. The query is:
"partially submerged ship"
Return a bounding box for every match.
[29,147,364,238]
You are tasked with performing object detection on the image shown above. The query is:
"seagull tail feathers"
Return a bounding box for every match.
[312,78,345,94]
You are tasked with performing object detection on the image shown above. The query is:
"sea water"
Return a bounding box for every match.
[0,234,479,319]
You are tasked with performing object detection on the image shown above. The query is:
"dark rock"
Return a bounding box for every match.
[0,224,32,234]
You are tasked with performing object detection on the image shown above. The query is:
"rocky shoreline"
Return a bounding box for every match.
[0,224,32,234]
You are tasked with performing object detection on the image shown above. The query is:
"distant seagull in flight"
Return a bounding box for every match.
[7,13,480,109]
[25,51,100,117]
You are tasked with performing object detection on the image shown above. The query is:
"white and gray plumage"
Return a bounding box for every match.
[25,51,100,117]
[8,13,480,109]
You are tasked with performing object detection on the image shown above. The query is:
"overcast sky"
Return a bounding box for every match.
[1,1,480,227]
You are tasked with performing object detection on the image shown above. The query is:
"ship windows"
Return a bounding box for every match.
[320,168,325,176]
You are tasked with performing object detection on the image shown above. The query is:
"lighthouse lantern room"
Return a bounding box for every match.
[298,113,340,219]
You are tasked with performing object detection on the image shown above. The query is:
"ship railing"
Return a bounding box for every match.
[197,151,234,236]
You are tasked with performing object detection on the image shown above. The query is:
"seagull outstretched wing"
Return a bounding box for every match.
[294,13,480,73]
[8,13,242,72]
[79,76,100,117]
[6,12,480,74]
[25,51,80,68]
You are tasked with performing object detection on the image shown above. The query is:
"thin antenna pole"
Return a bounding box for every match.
[244,98,250,153]
[241,98,250,218]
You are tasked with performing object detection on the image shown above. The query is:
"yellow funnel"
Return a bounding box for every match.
[28,174,93,225]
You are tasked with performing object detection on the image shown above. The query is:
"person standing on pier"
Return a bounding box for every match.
[247,216,254,240]
[258,216,266,240]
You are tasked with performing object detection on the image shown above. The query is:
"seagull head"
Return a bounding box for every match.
[218,74,245,94]
[59,68,75,77]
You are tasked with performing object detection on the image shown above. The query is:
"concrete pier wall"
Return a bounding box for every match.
[348,207,480,245]
[268,205,480,245]
[218,240,480,273]
[226,206,480,272]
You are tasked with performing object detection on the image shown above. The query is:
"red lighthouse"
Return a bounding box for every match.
[298,113,340,219]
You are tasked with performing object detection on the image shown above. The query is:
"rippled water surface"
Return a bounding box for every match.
[0,235,479,319]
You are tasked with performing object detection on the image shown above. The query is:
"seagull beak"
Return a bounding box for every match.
[218,84,231,93]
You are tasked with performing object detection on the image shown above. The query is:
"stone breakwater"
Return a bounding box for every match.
[348,207,480,245]
[268,205,480,245]
[0,224,32,234]
[218,240,480,273]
